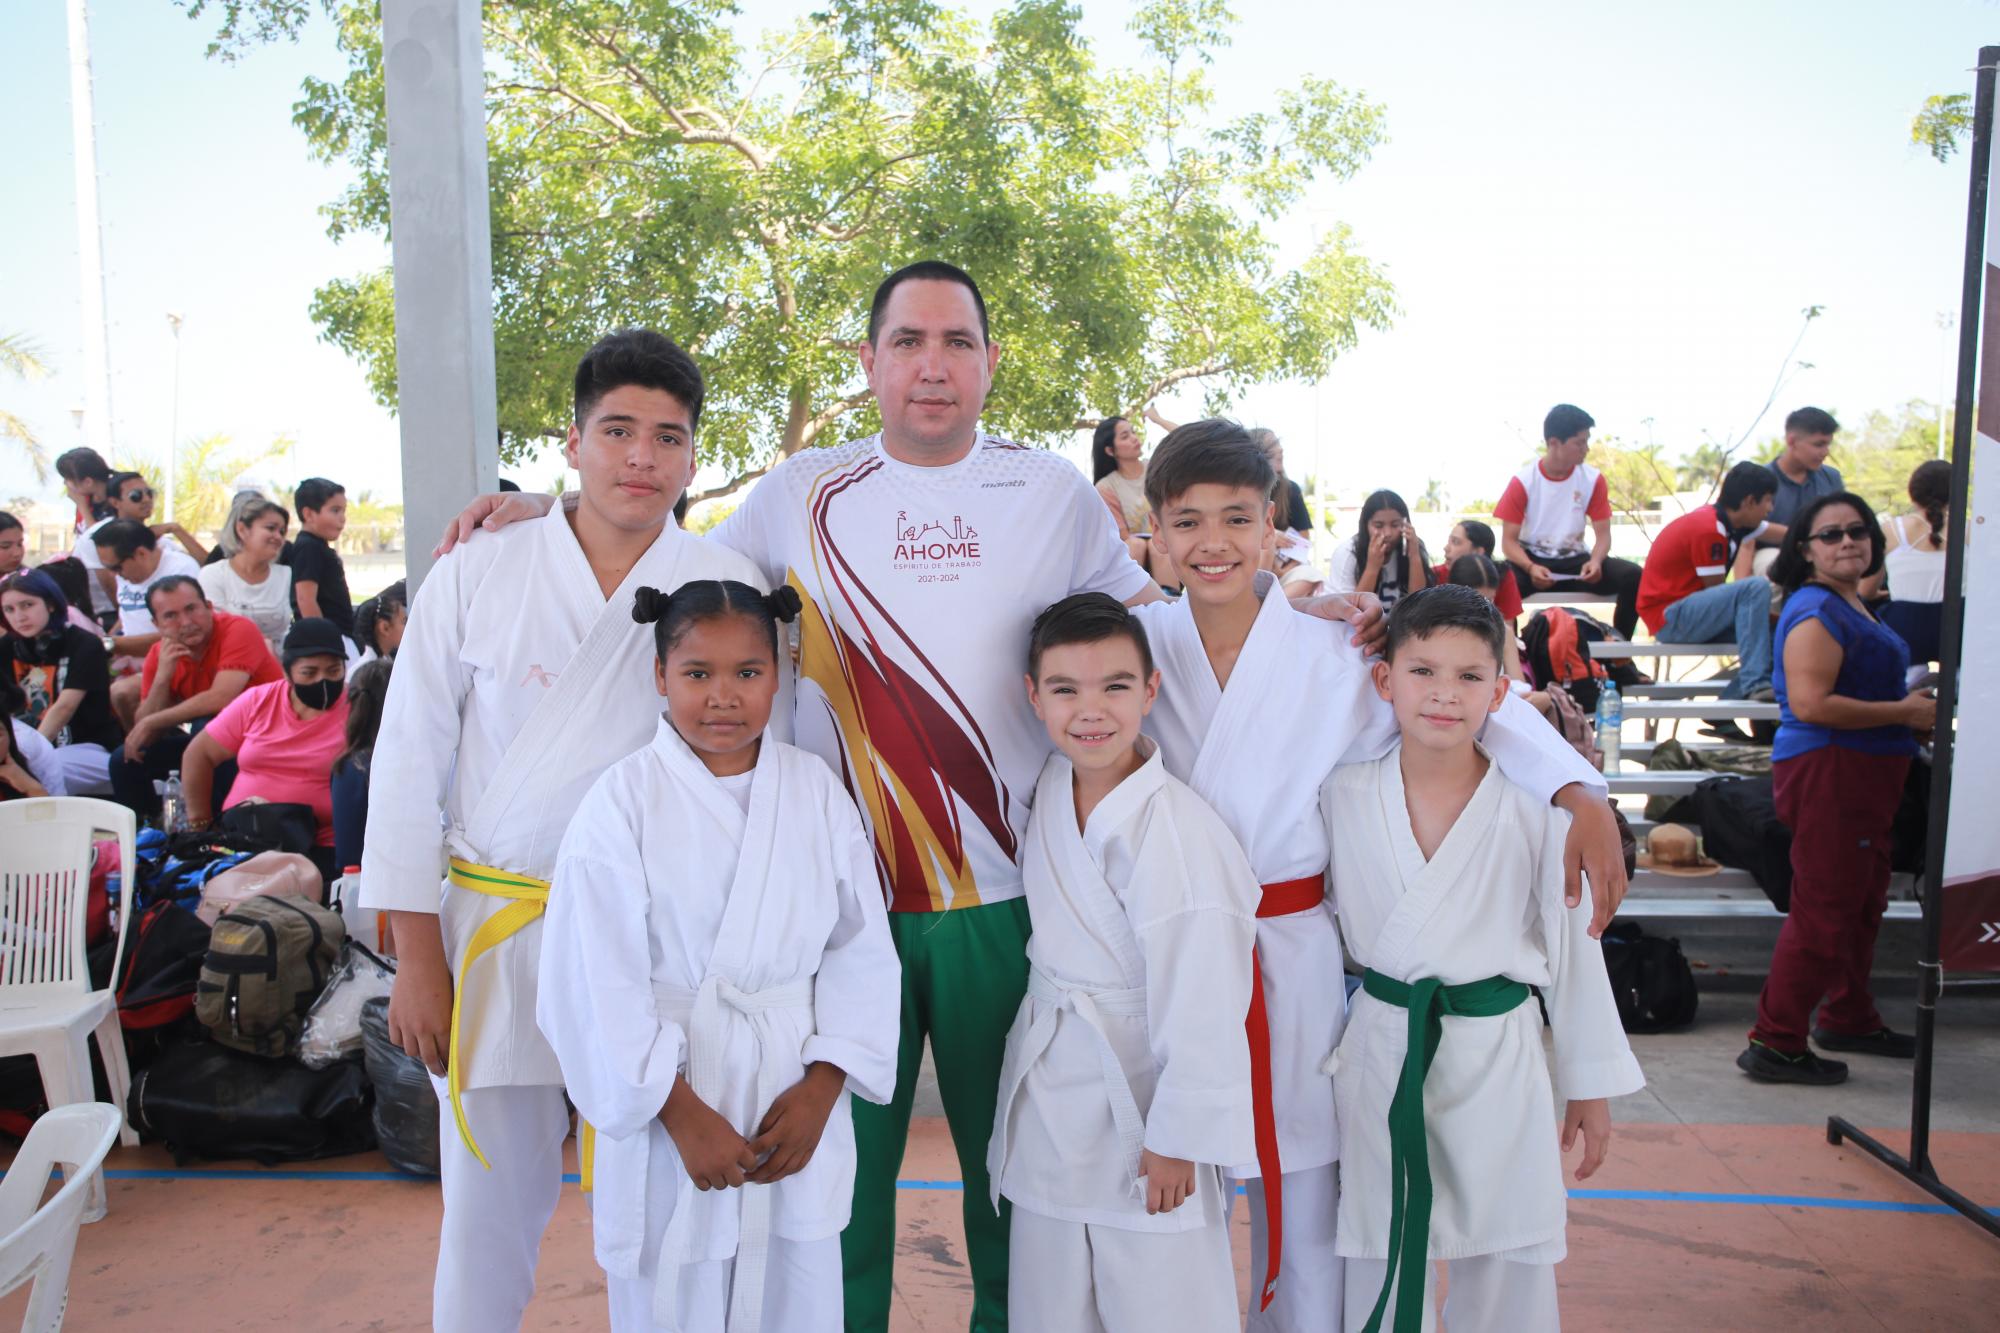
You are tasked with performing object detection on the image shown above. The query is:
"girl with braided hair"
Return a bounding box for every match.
[538,578,900,1332]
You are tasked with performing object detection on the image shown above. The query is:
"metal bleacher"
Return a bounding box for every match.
[1517,589,1923,923]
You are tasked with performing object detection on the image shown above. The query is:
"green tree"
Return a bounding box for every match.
[188,0,1394,500]
[155,432,297,541]
[1913,92,1973,164]
[1416,477,1448,512]
[1578,435,1678,525]
[1674,441,1731,496]
[1825,400,1944,514]
[1,332,52,484]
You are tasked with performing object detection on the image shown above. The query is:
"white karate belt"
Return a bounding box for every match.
[988,965,1149,1209]
[651,975,816,1333]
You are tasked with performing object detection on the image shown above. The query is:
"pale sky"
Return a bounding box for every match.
[2,0,1994,514]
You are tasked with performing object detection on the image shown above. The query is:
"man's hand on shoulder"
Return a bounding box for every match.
[434,491,558,558]
[1294,590,1386,654]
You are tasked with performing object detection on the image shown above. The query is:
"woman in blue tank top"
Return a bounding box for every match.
[1738,493,1937,1088]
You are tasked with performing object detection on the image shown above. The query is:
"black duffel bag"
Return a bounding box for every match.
[128,1039,376,1165]
[1690,776,1793,911]
[1600,922,1699,1033]
[360,995,440,1177]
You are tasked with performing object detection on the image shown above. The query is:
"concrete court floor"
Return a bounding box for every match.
[7,990,1998,1330]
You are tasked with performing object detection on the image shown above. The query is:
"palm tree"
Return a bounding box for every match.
[1674,442,1732,496]
[165,432,297,541]
[1,332,52,483]
[1417,477,1450,513]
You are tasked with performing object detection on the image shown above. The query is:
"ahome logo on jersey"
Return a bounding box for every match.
[893,510,982,570]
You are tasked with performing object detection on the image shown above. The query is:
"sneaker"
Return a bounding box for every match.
[1812,1026,1917,1058]
[1736,1042,1848,1084]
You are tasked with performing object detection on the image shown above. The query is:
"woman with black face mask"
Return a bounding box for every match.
[181,616,351,885]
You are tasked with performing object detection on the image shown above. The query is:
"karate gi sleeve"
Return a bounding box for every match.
[539,829,687,1139]
[1132,814,1260,1167]
[799,792,902,1106]
[357,550,475,915]
[1066,469,1154,603]
[1535,807,1645,1103]
[1479,691,1607,801]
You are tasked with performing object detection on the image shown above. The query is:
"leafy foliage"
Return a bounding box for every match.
[189,0,1395,498]
[0,331,52,484]
[1913,92,1973,164]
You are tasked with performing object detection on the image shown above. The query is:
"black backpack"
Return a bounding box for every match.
[128,1039,376,1165]
[1690,776,1793,911]
[1521,607,1642,713]
[1600,922,1699,1032]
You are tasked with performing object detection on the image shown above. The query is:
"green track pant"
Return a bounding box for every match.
[842,896,1031,1333]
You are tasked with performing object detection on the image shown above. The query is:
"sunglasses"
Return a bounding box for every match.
[1808,523,1871,546]
[124,488,153,502]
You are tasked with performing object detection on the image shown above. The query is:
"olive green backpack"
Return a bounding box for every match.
[195,895,346,1058]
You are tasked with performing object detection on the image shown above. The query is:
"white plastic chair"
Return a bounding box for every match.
[0,1103,122,1331]
[0,799,139,1222]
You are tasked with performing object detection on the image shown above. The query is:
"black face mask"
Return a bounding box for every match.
[290,677,343,711]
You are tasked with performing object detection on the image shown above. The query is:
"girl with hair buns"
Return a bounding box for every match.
[537,578,900,1332]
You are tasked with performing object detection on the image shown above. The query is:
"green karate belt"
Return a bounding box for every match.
[1358,969,1532,1333]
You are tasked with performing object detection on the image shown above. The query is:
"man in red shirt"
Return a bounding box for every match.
[109,575,282,821]
[1495,404,1644,636]
[1635,462,1781,701]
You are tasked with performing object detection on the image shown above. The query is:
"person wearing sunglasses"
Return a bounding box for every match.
[1736,492,1937,1086]
[106,470,209,564]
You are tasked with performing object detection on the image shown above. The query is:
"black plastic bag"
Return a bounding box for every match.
[361,995,441,1177]
[128,1039,376,1165]
[1600,922,1699,1033]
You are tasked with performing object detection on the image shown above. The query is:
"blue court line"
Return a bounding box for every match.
[95,1169,1996,1215]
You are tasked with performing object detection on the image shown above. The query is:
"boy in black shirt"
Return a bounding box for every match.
[290,478,356,647]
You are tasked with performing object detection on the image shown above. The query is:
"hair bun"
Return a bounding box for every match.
[631,586,670,625]
[764,585,803,624]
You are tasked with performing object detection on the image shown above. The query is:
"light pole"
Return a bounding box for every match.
[1937,311,1955,458]
[65,0,114,458]
[165,312,183,521]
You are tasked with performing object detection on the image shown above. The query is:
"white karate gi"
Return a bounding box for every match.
[1132,574,1605,1333]
[360,508,770,1332]
[989,747,1260,1332]
[1325,750,1643,1333]
[538,722,899,1332]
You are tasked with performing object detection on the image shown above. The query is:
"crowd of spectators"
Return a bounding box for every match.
[1,447,392,890]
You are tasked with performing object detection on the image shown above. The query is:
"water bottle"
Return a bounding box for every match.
[161,770,189,834]
[1595,680,1622,773]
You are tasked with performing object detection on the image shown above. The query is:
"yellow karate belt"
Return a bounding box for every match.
[444,856,595,1192]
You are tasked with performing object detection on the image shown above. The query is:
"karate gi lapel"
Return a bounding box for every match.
[650,717,782,984]
[1062,744,1166,984]
[1182,574,1295,808]
[460,510,686,858]
[1368,745,1506,980]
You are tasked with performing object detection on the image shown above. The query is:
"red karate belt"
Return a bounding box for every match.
[1246,872,1328,1311]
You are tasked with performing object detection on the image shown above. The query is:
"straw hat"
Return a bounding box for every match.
[1636,823,1722,877]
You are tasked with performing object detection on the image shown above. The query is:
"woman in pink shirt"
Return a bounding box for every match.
[184,617,350,884]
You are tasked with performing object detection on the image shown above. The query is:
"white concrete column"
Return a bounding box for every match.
[381,0,498,591]
[65,0,115,459]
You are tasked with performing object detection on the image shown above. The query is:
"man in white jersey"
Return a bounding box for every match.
[1495,402,1643,638]
[365,330,768,1332]
[442,263,1633,1331]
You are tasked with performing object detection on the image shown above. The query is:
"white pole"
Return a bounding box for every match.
[165,312,182,521]
[1938,311,1954,459]
[381,0,499,592]
[65,0,115,459]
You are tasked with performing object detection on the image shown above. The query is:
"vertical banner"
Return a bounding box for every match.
[1941,126,2000,971]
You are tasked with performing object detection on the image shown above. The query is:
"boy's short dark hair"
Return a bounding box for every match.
[1719,460,1778,512]
[866,260,990,346]
[1543,404,1594,443]
[295,477,345,513]
[93,519,157,563]
[1784,406,1839,437]
[54,447,111,484]
[574,329,705,431]
[1028,592,1154,680]
[0,511,20,535]
[1456,518,1496,557]
[1143,418,1277,516]
[1383,584,1507,667]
